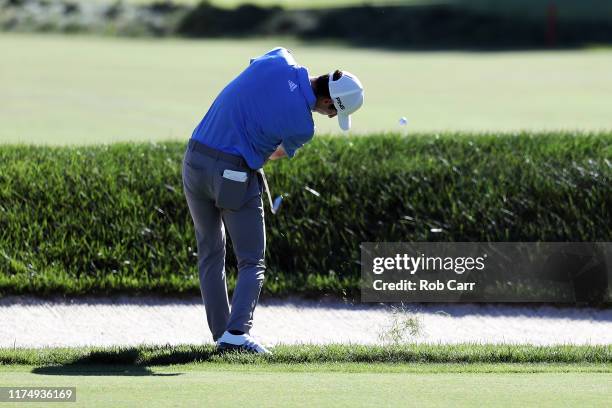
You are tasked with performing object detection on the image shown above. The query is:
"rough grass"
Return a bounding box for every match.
[1,344,610,366]
[0,132,610,296]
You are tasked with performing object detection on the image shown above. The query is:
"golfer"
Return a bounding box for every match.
[182,47,364,353]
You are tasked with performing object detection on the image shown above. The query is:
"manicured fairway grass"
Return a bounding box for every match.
[2,33,612,145]
[0,363,610,407]
[1,345,609,406]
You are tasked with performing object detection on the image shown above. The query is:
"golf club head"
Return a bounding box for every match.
[271,195,283,214]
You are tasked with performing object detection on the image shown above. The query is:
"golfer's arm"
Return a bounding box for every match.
[268,145,287,160]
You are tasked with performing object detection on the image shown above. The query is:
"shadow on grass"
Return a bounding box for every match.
[32,365,180,376]
[30,348,197,376]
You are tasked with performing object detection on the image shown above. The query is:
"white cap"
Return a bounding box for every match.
[328,71,364,131]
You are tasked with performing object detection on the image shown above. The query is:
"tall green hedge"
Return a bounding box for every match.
[0,132,610,296]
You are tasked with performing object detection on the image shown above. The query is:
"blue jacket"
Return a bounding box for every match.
[191,47,316,169]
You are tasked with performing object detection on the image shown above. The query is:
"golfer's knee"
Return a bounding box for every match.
[237,258,266,280]
[198,245,225,269]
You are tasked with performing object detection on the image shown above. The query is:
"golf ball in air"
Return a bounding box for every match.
[399,117,408,126]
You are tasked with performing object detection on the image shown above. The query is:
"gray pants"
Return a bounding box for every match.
[182,143,266,341]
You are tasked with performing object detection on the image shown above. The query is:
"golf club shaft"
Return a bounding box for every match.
[257,168,276,214]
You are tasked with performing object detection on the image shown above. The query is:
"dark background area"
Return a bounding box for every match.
[3,0,612,49]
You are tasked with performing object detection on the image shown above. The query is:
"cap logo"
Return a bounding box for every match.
[335,97,345,110]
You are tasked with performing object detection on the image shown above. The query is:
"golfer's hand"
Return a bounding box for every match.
[268,145,287,161]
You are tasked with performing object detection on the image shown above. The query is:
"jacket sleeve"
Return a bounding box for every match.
[282,126,315,158]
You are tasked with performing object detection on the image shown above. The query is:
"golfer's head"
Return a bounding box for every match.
[311,70,364,131]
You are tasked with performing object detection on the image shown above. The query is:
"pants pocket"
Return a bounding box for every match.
[216,174,249,210]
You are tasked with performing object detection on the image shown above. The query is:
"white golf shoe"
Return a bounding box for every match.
[216,331,271,354]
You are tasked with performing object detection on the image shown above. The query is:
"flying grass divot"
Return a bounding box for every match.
[377,305,422,344]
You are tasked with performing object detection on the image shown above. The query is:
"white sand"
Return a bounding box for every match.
[0,296,610,347]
